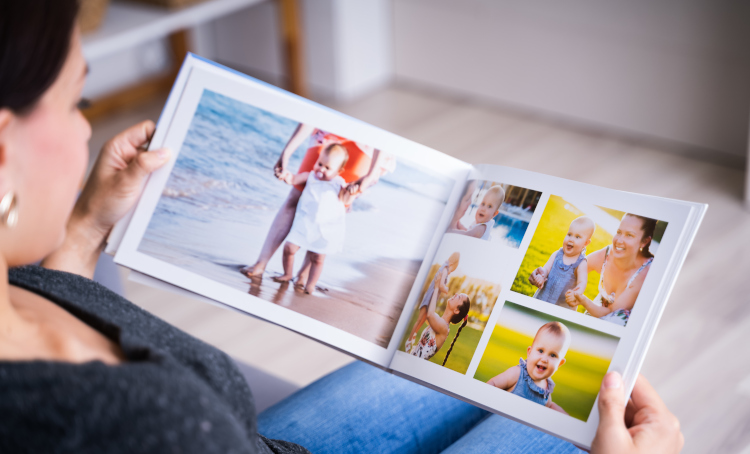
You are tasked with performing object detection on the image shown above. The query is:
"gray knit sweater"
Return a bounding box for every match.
[3,265,309,454]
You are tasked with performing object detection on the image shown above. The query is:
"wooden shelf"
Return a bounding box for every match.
[81,0,307,120]
[82,0,265,60]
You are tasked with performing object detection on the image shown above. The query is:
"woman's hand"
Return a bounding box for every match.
[42,121,170,278]
[346,173,379,196]
[74,120,170,235]
[591,372,683,454]
[565,285,584,307]
[273,156,286,180]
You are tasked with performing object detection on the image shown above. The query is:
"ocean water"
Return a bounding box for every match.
[140,89,454,295]
[491,213,529,248]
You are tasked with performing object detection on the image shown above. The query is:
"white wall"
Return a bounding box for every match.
[393,0,750,162]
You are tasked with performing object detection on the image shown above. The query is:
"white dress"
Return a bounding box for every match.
[470,220,494,241]
[285,173,346,254]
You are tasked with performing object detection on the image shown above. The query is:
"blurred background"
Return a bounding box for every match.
[81,1,750,452]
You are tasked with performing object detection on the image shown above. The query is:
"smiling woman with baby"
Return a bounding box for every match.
[566,214,657,326]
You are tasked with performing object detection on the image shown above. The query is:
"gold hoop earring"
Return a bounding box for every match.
[0,191,18,228]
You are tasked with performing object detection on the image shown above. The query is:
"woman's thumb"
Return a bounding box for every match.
[127,148,171,180]
[592,372,630,451]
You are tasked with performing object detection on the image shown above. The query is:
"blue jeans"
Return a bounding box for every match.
[258,362,582,453]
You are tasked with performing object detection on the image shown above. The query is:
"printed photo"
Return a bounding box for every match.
[474,302,618,421]
[138,89,454,348]
[399,235,503,374]
[511,195,667,327]
[445,180,540,248]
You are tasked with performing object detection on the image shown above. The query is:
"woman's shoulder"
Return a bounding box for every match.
[7,266,241,383]
[430,316,450,336]
[6,266,263,444]
[629,257,653,286]
[9,265,168,334]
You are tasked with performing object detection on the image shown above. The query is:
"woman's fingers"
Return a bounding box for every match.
[120,120,155,149]
[628,375,664,414]
[591,374,684,454]
[624,397,637,428]
[124,147,171,182]
[591,372,632,452]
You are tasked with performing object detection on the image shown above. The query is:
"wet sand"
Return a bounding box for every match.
[141,236,420,348]
[139,170,447,349]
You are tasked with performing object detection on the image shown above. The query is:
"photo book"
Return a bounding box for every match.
[107,54,706,449]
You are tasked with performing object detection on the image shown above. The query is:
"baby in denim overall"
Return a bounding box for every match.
[530,216,595,309]
[486,321,571,414]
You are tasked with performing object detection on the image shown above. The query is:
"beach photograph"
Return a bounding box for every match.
[138,89,454,348]
[399,234,503,374]
[511,195,667,327]
[447,179,540,248]
[474,301,619,422]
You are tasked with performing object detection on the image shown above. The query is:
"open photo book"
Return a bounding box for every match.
[107,54,706,449]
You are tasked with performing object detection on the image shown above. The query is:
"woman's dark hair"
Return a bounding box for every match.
[0,0,79,114]
[442,294,471,367]
[624,213,656,259]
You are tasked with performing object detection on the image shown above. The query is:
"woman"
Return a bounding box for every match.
[0,2,682,452]
[240,124,394,279]
[567,213,656,326]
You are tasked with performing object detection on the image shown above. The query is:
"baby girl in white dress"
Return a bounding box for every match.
[274,143,353,294]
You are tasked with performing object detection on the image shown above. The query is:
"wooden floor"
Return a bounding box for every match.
[90,85,750,454]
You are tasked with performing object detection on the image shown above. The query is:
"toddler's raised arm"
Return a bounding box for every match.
[436,268,450,295]
[282,171,309,186]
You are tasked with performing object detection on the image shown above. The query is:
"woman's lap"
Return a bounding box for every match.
[257,361,581,454]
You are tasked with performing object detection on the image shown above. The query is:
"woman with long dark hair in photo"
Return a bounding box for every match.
[566,213,657,326]
[0,2,682,452]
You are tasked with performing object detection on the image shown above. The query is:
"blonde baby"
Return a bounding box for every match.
[530,216,594,309]
[274,143,353,294]
[447,185,505,241]
[487,321,570,414]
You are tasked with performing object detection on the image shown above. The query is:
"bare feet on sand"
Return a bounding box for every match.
[240,264,265,278]
[272,274,294,283]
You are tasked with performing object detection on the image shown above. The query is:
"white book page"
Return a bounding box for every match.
[105,58,197,256]
[114,54,471,367]
[389,165,703,448]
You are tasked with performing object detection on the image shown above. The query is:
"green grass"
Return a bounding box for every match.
[511,195,614,310]
[399,289,487,374]
[399,263,500,374]
[429,324,483,373]
[473,324,610,422]
[400,308,484,374]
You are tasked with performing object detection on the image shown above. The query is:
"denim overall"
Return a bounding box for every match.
[511,358,554,406]
[534,248,586,310]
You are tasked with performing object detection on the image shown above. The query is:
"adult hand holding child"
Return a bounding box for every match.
[529,267,548,288]
[564,284,585,308]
